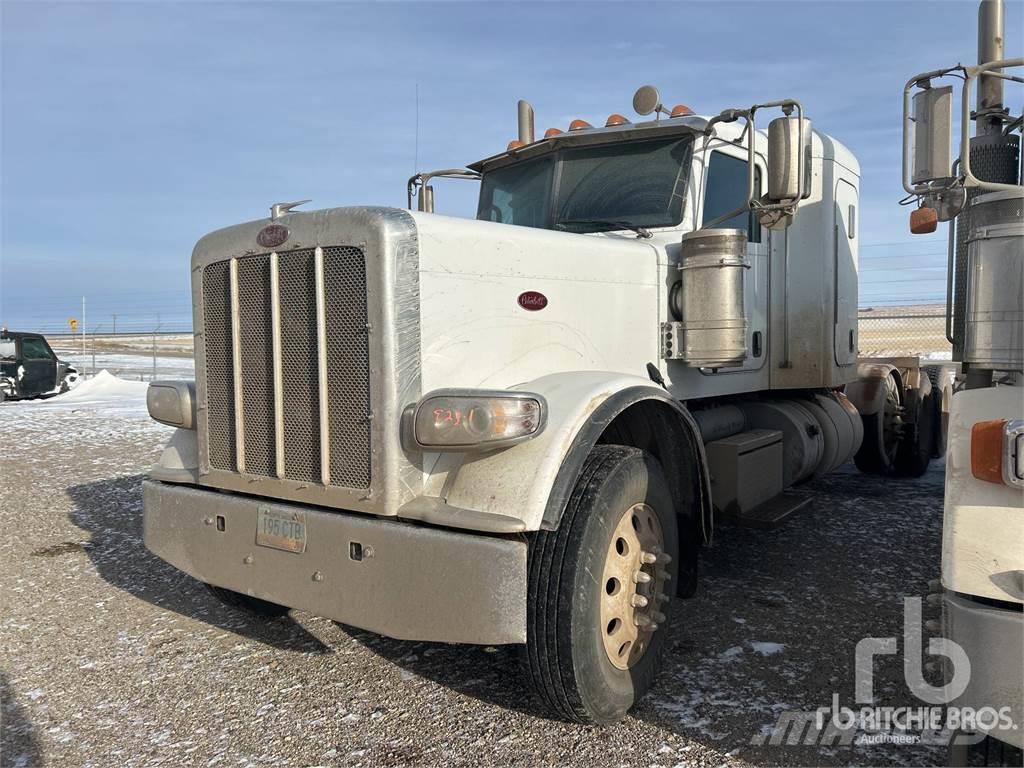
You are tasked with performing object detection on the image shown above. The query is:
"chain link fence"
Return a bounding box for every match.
[858,306,950,359]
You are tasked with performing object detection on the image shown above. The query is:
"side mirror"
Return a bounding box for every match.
[910,85,953,184]
[766,116,812,202]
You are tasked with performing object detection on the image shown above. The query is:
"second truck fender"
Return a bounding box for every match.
[417,370,714,544]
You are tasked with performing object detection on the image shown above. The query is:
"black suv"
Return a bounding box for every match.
[0,330,79,401]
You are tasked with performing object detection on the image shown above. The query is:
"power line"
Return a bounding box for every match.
[860,241,948,248]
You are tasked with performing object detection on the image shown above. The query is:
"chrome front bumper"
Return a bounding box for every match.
[944,591,1024,748]
[142,480,527,644]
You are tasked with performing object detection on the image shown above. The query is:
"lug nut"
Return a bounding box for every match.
[635,614,652,627]
[655,593,670,604]
[631,594,649,608]
[656,552,672,564]
[640,551,658,565]
[652,610,666,623]
[633,571,652,584]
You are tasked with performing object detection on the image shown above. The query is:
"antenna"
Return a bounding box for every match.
[414,82,420,173]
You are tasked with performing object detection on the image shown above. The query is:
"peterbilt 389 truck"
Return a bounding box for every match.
[902,1,1023,763]
[141,78,945,722]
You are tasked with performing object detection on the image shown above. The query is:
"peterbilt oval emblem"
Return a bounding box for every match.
[257,224,289,248]
[517,291,548,311]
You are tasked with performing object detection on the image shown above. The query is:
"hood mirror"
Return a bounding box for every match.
[632,85,663,117]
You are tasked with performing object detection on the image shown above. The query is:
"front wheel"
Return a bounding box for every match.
[524,445,681,724]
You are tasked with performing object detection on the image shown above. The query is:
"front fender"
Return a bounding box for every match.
[404,371,711,538]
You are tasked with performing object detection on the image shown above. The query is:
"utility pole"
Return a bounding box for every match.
[81,296,86,356]
[112,313,117,335]
[152,315,162,381]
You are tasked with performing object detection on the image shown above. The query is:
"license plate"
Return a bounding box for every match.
[255,506,307,553]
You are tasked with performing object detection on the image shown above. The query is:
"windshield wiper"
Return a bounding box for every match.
[556,218,653,239]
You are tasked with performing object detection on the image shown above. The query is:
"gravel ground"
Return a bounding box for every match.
[0,388,949,768]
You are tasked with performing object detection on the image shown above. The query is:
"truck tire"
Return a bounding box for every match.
[854,370,902,475]
[204,584,290,617]
[922,365,951,458]
[894,388,935,477]
[524,445,680,724]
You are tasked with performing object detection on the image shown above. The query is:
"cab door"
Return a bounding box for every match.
[19,335,59,396]
[834,179,859,365]
[699,148,769,372]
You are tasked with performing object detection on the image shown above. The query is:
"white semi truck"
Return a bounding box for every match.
[142,66,946,722]
[901,1,1023,764]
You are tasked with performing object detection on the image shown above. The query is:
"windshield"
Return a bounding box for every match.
[477,134,693,233]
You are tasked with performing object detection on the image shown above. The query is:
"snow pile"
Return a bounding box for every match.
[22,370,151,419]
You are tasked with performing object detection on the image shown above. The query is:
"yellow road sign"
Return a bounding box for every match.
[68,318,78,332]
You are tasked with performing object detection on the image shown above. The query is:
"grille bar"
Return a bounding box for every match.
[314,246,331,485]
[228,257,246,473]
[269,252,285,479]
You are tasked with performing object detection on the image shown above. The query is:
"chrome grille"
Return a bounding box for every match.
[201,246,371,489]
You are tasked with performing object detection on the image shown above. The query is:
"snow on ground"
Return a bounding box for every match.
[18,371,151,418]
[0,371,171,462]
[52,349,195,382]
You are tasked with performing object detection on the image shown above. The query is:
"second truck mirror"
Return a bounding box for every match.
[767,116,812,201]
[911,85,953,184]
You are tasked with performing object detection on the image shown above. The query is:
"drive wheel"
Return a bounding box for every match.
[854,371,903,475]
[204,584,290,617]
[895,388,935,477]
[524,445,680,724]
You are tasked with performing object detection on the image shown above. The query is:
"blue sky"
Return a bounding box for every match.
[2,0,1020,333]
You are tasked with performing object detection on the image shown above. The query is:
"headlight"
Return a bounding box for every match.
[411,390,547,450]
[147,380,197,430]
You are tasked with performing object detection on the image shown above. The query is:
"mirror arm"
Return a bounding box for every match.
[699,109,758,232]
[699,99,807,232]
[407,169,482,212]
[960,58,1024,193]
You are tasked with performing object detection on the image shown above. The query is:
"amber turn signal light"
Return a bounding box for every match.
[543,127,563,138]
[971,420,1007,484]
[605,113,629,127]
[568,119,592,131]
[910,207,938,234]
[670,104,694,117]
